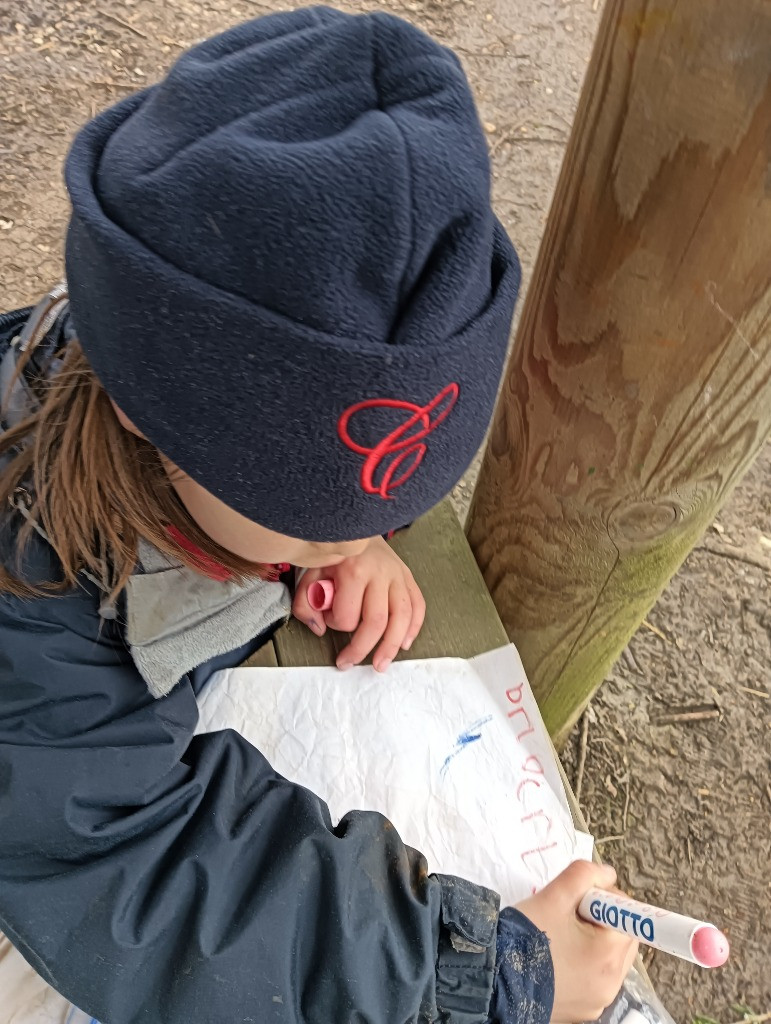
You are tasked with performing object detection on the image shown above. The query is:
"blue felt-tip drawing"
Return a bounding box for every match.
[440,715,493,777]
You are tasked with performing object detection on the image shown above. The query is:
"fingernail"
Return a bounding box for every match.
[376,658,392,673]
[337,660,353,672]
[309,619,324,636]
[402,637,414,651]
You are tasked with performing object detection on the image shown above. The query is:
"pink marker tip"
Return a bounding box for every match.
[308,579,335,612]
[691,926,730,968]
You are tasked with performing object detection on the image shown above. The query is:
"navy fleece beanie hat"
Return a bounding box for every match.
[65,6,520,541]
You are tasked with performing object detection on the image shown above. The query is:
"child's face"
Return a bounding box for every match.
[169,466,372,568]
[112,401,373,568]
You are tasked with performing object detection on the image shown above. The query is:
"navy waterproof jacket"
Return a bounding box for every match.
[0,304,553,1024]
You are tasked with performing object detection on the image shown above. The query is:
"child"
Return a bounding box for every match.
[0,8,636,1023]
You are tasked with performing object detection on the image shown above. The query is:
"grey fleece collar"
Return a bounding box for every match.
[125,540,290,698]
[9,495,290,700]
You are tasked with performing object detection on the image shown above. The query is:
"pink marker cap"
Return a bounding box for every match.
[308,579,335,612]
[691,926,730,968]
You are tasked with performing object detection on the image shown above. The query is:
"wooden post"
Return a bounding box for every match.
[467,0,771,746]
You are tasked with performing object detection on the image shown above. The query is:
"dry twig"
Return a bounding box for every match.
[652,703,720,726]
[642,619,668,642]
[696,541,770,573]
[489,122,527,157]
[99,10,148,39]
[622,646,644,676]
[510,136,565,144]
[622,770,631,833]
[574,712,589,804]
[92,79,141,90]
[738,685,769,699]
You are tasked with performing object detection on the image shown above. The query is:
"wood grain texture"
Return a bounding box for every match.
[241,639,279,667]
[467,0,771,745]
[389,501,509,661]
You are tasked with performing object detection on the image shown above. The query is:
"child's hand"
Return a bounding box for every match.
[515,861,638,1023]
[292,538,426,672]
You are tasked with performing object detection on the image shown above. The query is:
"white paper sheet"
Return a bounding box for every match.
[195,643,593,906]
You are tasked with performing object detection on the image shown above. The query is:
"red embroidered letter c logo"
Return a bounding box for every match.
[338,383,460,499]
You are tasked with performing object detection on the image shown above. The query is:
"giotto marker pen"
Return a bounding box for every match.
[578,888,729,968]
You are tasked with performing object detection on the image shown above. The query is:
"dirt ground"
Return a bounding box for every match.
[0,0,768,1021]
[561,442,771,1022]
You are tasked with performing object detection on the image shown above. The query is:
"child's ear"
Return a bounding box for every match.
[109,399,146,440]
[109,399,187,483]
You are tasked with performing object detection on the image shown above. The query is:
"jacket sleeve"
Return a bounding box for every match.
[487,909,555,1024]
[0,573,501,1024]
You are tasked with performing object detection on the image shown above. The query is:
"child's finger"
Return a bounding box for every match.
[372,587,414,672]
[401,577,426,651]
[291,571,327,637]
[325,573,367,634]
[549,860,618,910]
[335,582,389,669]
[622,935,640,976]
